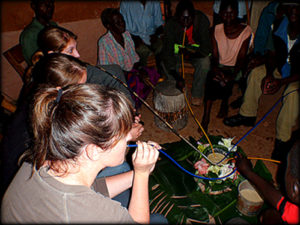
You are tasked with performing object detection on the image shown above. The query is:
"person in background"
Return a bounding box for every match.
[235,140,299,224]
[20,0,57,65]
[200,0,252,133]
[161,0,211,106]
[0,54,83,199]
[1,83,166,224]
[97,8,160,108]
[0,53,143,206]
[223,2,300,162]
[213,0,251,26]
[37,26,134,106]
[120,0,164,69]
[229,0,286,109]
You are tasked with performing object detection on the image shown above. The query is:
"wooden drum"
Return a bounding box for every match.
[153,80,188,131]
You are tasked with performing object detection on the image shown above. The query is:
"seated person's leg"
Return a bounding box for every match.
[273,82,299,160]
[223,65,267,127]
[135,43,153,67]
[276,82,299,143]
[190,56,210,105]
[160,54,181,81]
[97,161,132,207]
[150,213,168,224]
[239,65,266,117]
[151,38,164,74]
[201,70,221,132]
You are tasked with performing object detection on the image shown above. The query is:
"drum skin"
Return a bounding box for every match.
[153,80,188,131]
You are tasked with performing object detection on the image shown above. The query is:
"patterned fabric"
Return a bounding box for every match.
[126,67,160,109]
[97,31,139,71]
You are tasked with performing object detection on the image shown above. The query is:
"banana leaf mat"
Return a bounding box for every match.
[148,136,273,224]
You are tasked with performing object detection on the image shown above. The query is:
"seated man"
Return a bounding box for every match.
[236,140,299,224]
[161,0,211,106]
[20,0,57,65]
[224,2,300,161]
[120,0,164,68]
[97,8,160,108]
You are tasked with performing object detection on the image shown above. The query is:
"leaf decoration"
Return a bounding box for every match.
[149,136,268,224]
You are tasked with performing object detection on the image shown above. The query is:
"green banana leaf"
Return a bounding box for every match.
[149,136,273,224]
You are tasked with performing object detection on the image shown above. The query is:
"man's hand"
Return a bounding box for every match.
[261,76,282,95]
[235,153,253,178]
[178,46,192,60]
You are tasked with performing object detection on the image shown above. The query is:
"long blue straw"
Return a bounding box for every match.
[127,89,299,179]
[127,144,236,181]
[215,89,299,165]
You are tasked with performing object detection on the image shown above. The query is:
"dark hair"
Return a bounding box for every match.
[31,53,87,87]
[219,0,239,14]
[175,0,195,19]
[31,0,53,6]
[288,140,300,179]
[290,44,300,74]
[27,84,134,174]
[38,26,77,55]
[101,8,120,29]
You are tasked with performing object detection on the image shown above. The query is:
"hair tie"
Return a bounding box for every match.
[55,88,63,103]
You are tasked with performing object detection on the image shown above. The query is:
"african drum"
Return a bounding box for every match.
[153,80,188,131]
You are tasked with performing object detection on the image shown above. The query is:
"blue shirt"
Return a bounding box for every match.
[120,0,164,45]
[253,1,280,55]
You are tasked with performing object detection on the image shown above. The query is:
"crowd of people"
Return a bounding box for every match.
[1,0,299,224]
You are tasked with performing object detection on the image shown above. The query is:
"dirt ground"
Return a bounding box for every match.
[138,72,286,181]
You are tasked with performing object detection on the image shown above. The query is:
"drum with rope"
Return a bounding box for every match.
[153,80,188,131]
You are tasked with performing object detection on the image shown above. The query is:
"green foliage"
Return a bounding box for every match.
[253,159,273,182]
[149,137,270,224]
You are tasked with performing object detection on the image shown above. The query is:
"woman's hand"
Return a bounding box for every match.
[132,141,160,175]
[213,69,227,87]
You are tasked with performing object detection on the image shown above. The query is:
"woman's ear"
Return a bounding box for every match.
[84,144,104,161]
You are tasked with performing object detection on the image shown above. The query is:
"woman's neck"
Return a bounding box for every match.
[46,160,102,187]
[224,22,244,39]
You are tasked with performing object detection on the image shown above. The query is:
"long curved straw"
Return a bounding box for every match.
[215,89,299,165]
[127,144,236,181]
[181,28,215,157]
[95,65,216,165]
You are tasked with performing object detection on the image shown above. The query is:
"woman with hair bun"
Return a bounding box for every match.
[1,84,162,224]
[0,54,143,207]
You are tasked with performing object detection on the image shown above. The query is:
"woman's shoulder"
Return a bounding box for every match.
[240,24,253,37]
